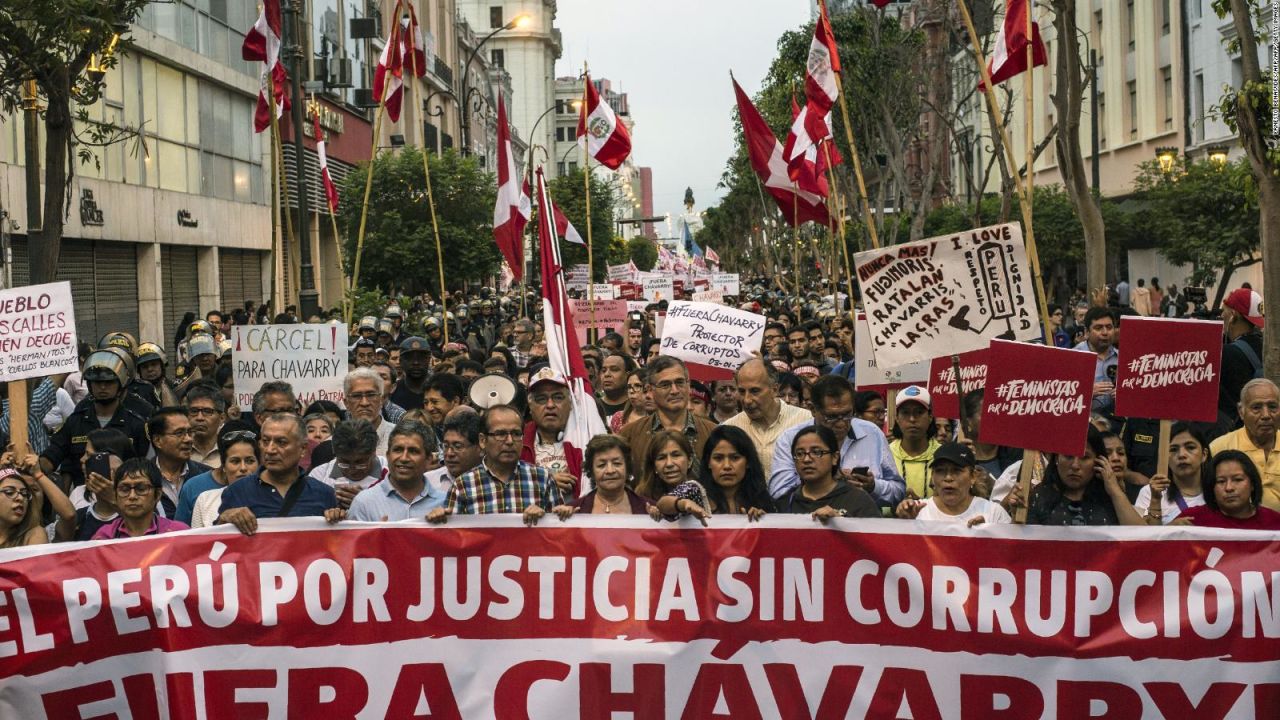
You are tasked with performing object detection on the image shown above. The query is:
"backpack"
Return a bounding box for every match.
[1232,337,1264,380]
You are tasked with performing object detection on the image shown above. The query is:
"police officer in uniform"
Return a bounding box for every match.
[41,349,151,487]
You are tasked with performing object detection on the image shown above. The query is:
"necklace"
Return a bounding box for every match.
[598,493,628,513]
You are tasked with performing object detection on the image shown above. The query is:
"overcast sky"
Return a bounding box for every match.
[554,1,811,239]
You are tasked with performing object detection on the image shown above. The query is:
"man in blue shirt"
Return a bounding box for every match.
[344,420,447,521]
[1073,307,1119,416]
[769,375,904,508]
[217,413,339,535]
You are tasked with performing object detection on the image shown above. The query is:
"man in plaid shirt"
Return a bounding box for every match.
[427,405,564,525]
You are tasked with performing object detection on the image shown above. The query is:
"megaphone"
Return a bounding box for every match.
[469,373,518,409]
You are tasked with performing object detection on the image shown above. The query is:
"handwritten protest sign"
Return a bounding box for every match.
[660,301,765,381]
[980,340,1095,456]
[590,283,615,300]
[853,223,1038,367]
[232,324,348,410]
[854,312,928,393]
[1114,317,1222,422]
[570,299,628,345]
[607,263,635,282]
[0,282,78,382]
[711,273,740,295]
[691,289,724,304]
[926,349,990,419]
[643,275,674,302]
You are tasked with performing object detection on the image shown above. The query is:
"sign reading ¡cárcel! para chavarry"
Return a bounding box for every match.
[232,324,348,410]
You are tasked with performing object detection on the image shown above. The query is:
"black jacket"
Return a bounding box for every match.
[43,398,150,486]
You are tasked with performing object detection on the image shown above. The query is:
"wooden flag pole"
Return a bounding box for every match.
[407,36,449,346]
[1021,0,1053,342]
[312,96,353,323]
[348,2,400,326]
[265,70,296,315]
[581,63,597,343]
[791,191,801,298]
[819,0,880,250]
[7,380,29,466]
[1155,419,1173,478]
[822,142,858,325]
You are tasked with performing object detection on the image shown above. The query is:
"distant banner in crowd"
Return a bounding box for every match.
[711,273,740,296]
[691,289,724,304]
[981,340,1096,456]
[1115,316,1223,422]
[854,312,929,393]
[927,348,990,420]
[608,263,636,283]
[570,299,629,345]
[854,223,1039,367]
[0,518,1276,719]
[231,324,348,410]
[643,275,675,303]
[0,281,78,382]
[660,301,765,381]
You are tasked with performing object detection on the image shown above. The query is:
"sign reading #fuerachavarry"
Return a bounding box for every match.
[0,282,78,382]
[660,301,765,381]
[232,324,348,410]
[853,223,1038,367]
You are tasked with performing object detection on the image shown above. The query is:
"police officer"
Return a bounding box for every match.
[135,342,180,407]
[99,332,162,412]
[41,349,151,487]
[386,304,408,346]
[176,319,216,368]
[376,318,396,351]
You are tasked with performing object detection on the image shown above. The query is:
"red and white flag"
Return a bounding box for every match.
[576,74,631,170]
[536,167,608,495]
[553,204,585,246]
[242,0,289,133]
[313,112,340,213]
[805,3,842,124]
[401,2,428,78]
[783,94,842,198]
[493,93,527,280]
[985,0,1048,87]
[373,13,405,122]
[732,77,830,227]
[705,247,720,266]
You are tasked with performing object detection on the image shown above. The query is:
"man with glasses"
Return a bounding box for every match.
[251,381,300,431]
[308,419,386,509]
[520,367,582,495]
[343,368,393,455]
[184,382,226,468]
[616,356,718,484]
[763,322,786,358]
[769,375,904,507]
[427,405,564,523]
[218,413,340,536]
[147,407,211,518]
[510,320,536,369]
[426,409,484,495]
[724,358,812,478]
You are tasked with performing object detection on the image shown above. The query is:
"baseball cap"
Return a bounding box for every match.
[689,380,710,404]
[399,336,431,354]
[898,385,932,410]
[1224,288,1264,327]
[528,366,569,390]
[930,442,976,469]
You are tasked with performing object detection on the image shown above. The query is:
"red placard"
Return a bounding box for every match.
[1114,317,1223,422]
[980,340,1096,456]
[926,349,988,419]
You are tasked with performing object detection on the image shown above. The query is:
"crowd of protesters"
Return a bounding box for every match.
[0,273,1275,551]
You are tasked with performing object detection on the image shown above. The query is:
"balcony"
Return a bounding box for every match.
[433,57,453,86]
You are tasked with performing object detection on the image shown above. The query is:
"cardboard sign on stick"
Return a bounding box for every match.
[659,301,766,381]
[1114,317,1223,423]
[571,299,628,345]
[0,281,79,382]
[927,349,990,419]
[854,312,929,393]
[232,324,349,410]
[853,222,1039,367]
[980,340,1096,457]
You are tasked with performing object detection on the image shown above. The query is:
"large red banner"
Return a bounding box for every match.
[1115,316,1224,422]
[0,517,1277,719]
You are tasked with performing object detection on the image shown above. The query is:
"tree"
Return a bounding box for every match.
[1215,0,1279,377]
[339,148,498,295]
[1049,0,1108,299]
[0,0,149,284]
[546,168,617,282]
[1131,157,1260,307]
[621,236,658,272]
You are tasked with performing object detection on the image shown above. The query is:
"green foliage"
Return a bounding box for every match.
[546,168,617,281]
[344,288,392,323]
[624,236,658,271]
[339,148,499,295]
[1130,157,1260,285]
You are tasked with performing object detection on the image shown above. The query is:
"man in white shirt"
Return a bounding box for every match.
[724,358,811,478]
[343,368,393,455]
[896,442,1011,526]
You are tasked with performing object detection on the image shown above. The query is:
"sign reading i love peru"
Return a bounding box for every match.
[1114,316,1223,422]
[980,340,1096,456]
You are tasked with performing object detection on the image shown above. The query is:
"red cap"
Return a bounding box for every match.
[1224,288,1264,327]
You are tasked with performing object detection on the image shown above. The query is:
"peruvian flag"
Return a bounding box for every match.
[242,0,289,133]
[401,1,428,78]
[536,167,608,495]
[985,0,1048,87]
[493,93,527,280]
[783,94,842,198]
[732,77,830,227]
[576,74,631,170]
[374,15,405,122]
[705,247,720,266]
[553,204,585,246]
[313,112,340,213]
[804,2,842,127]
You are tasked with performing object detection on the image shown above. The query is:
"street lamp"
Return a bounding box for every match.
[459,13,531,154]
[1154,146,1178,174]
[1206,144,1230,167]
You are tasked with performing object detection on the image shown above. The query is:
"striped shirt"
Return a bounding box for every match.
[446,460,564,515]
[0,379,58,454]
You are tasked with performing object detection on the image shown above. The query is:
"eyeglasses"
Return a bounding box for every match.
[483,429,522,440]
[164,429,195,439]
[531,393,568,405]
[221,429,257,444]
[442,441,473,452]
[188,407,221,417]
[336,458,373,471]
[792,449,833,460]
[115,483,155,497]
[820,412,855,425]
[652,379,687,392]
[0,487,31,501]
[347,391,381,402]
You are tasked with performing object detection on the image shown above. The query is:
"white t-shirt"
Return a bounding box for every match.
[916,497,1012,525]
[1133,485,1205,524]
[191,487,226,528]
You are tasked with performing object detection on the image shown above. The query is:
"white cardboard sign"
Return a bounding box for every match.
[232,324,349,410]
[659,301,766,373]
[0,282,78,382]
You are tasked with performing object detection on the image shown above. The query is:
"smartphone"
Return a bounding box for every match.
[851,466,870,476]
[86,452,114,481]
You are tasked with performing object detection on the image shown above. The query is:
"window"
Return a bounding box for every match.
[1094,11,1104,64]
[1161,0,1171,34]
[489,6,503,28]
[1191,0,1202,21]
[1127,80,1137,139]
[1099,92,1107,149]
[557,161,566,176]
[139,0,256,76]
[1126,0,1135,50]
[1161,67,1173,130]
[1193,73,1205,142]
[491,49,504,68]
